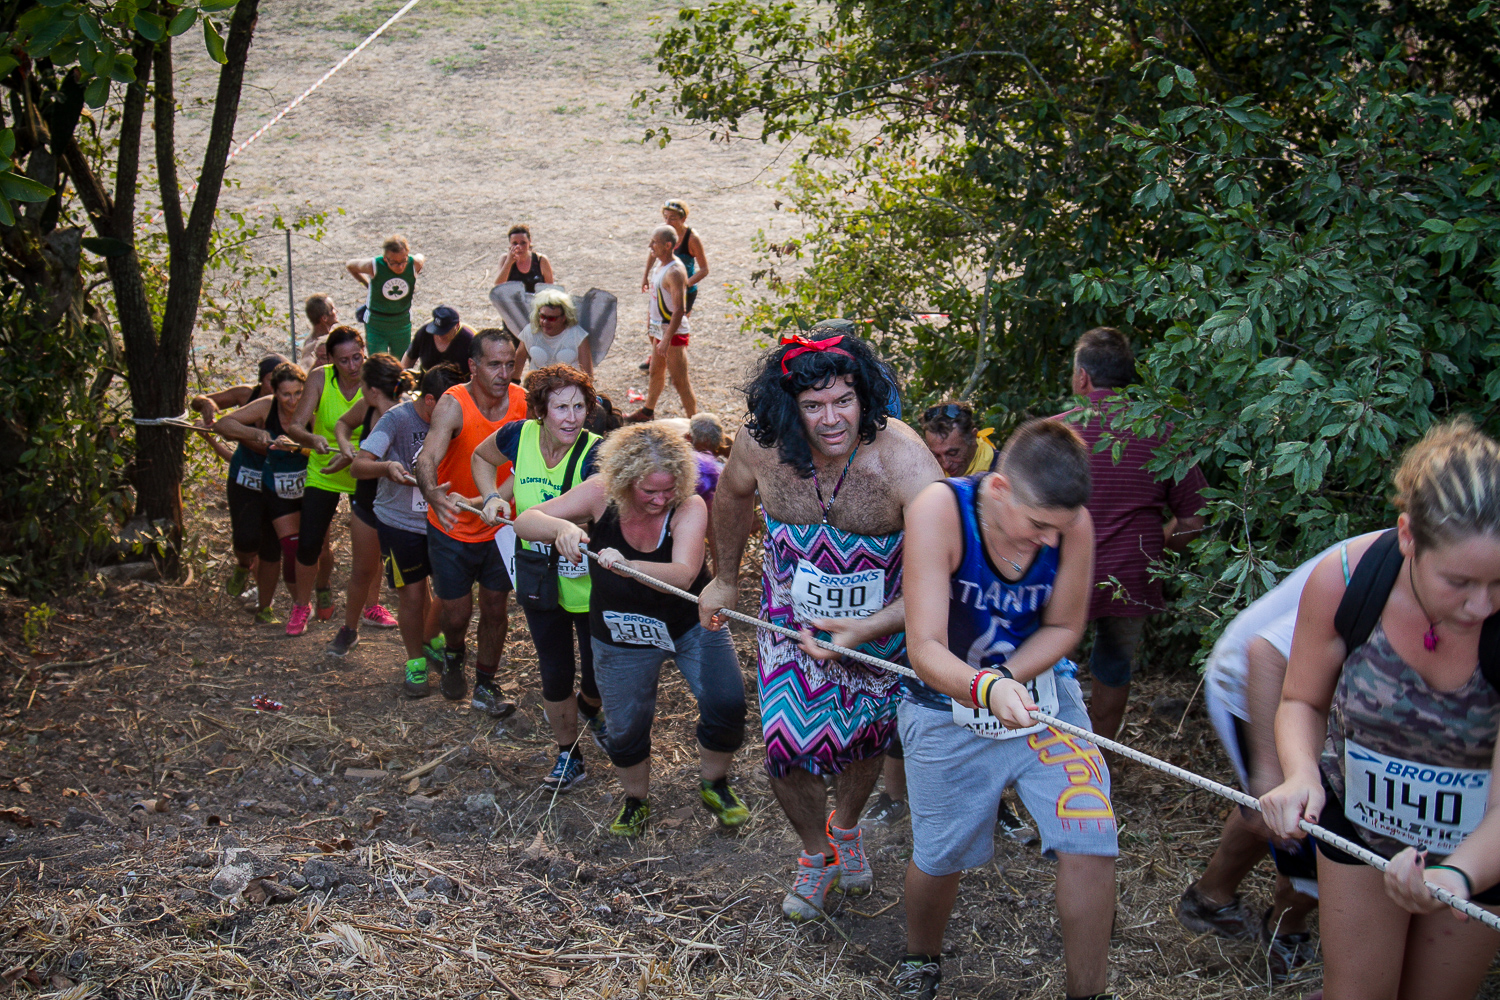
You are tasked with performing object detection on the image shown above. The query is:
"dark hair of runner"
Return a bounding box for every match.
[325,324,365,354]
[361,353,418,401]
[419,362,467,401]
[1073,327,1134,389]
[524,364,596,420]
[1392,416,1500,551]
[999,418,1091,509]
[743,331,890,479]
[508,224,531,239]
[921,399,975,439]
[472,326,520,360]
[258,354,290,382]
[269,362,306,390]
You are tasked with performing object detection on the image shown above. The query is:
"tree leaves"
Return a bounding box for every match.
[203,16,227,64]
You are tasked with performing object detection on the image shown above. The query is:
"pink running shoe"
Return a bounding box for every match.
[361,604,399,628]
[286,603,312,637]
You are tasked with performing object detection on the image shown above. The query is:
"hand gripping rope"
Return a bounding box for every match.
[454,496,1500,932]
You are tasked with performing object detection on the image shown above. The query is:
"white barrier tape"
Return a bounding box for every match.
[154,0,425,221]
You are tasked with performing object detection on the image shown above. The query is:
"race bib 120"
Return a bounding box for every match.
[272,469,305,500]
[791,560,884,624]
[235,466,262,491]
[602,611,675,651]
[953,667,1059,741]
[1343,739,1489,853]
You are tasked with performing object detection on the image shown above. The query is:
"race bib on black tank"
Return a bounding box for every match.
[602,611,675,651]
[1344,739,1489,853]
[273,469,306,500]
[235,466,262,491]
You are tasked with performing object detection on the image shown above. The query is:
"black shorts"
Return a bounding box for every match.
[427,525,512,600]
[227,480,265,555]
[377,519,430,588]
[352,496,379,530]
[265,490,302,521]
[297,486,347,565]
[1317,776,1500,904]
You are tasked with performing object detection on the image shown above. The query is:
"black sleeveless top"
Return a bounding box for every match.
[588,504,710,647]
[353,407,379,510]
[502,254,545,293]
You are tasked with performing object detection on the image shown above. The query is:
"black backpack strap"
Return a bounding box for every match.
[560,433,590,493]
[1333,528,1403,654]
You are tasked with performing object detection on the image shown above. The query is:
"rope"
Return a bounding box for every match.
[155,0,426,220]
[451,496,1500,932]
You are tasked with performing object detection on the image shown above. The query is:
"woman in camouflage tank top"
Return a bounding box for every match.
[1261,419,1500,1000]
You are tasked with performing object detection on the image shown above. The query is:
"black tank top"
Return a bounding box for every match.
[588,504,710,647]
[353,407,379,509]
[673,227,696,277]
[502,254,545,293]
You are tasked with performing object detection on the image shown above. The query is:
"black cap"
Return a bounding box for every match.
[423,305,460,336]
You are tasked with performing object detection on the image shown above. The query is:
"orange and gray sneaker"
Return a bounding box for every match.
[781,850,840,922]
[827,813,872,895]
[314,587,334,621]
[286,603,312,637]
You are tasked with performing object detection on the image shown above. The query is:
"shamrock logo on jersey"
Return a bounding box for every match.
[382,277,410,301]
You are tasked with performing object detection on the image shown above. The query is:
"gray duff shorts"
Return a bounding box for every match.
[900,674,1118,877]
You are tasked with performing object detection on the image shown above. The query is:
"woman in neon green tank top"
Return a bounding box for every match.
[283,326,368,637]
[473,365,604,791]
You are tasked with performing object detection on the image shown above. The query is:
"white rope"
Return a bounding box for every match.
[156,0,425,219]
[450,497,1500,932]
[131,412,199,427]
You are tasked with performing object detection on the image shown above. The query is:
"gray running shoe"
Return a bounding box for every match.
[470,683,516,719]
[996,797,1039,845]
[325,625,359,658]
[892,957,941,999]
[860,792,910,830]
[1262,908,1317,981]
[1174,884,1257,939]
[782,851,840,922]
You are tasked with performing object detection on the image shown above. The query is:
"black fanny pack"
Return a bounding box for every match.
[513,437,586,612]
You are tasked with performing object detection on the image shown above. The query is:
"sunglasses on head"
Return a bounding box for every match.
[923,403,966,423]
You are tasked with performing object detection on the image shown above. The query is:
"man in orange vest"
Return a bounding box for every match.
[415,329,528,716]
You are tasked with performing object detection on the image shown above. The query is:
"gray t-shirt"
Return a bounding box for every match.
[362,400,430,533]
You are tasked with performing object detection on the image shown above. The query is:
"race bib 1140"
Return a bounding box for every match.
[1343,739,1489,853]
[791,560,884,624]
[953,668,1059,741]
[602,611,675,651]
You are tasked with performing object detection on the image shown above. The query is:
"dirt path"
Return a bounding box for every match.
[4,2,1496,998]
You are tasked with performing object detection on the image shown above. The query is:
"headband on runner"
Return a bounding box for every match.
[779,333,852,377]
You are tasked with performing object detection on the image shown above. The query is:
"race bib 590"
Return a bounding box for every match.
[1344,739,1489,853]
[602,611,675,651]
[953,668,1059,741]
[791,560,884,623]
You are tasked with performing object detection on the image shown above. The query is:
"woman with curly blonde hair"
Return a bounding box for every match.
[513,422,749,837]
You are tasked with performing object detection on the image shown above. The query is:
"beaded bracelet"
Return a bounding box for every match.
[1427,864,1474,896]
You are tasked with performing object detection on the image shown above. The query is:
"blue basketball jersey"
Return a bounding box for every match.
[905,474,1069,709]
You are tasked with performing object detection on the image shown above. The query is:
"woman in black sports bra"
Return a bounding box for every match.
[638,200,709,370]
[494,223,555,293]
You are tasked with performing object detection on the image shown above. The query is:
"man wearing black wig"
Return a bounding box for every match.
[699,327,941,921]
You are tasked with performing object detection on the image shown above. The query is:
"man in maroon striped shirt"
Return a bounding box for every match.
[1057,327,1207,740]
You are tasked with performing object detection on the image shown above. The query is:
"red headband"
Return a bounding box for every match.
[779,334,851,376]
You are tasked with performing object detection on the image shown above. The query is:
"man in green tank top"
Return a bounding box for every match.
[347,234,423,359]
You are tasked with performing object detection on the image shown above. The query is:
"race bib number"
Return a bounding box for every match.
[1344,739,1489,853]
[791,560,885,624]
[410,488,428,514]
[602,611,675,651]
[235,466,262,491]
[953,668,1059,741]
[273,469,305,500]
